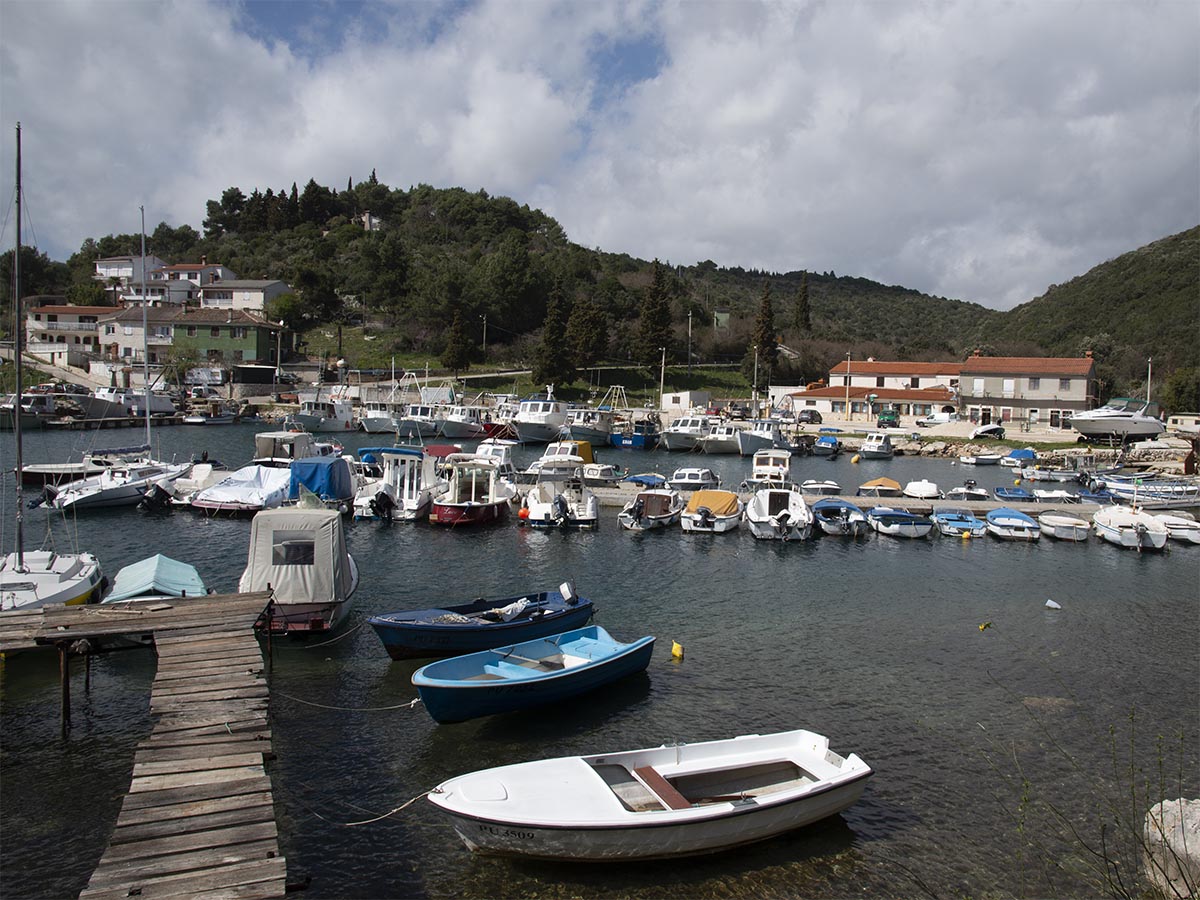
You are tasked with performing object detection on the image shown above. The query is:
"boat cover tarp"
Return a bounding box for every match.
[106,554,207,602]
[195,465,291,508]
[859,477,901,491]
[239,507,354,603]
[358,446,421,464]
[1006,448,1037,461]
[624,473,666,487]
[289,456,355,501]
[685,490,740,515]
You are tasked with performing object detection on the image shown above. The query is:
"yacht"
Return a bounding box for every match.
[1067,398,1165,440]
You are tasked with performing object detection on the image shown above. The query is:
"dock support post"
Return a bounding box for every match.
[58,643,71,737]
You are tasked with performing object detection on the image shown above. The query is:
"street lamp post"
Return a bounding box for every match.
[687,309,693,378]
[274,321,284,392]
[658,347,666,412]
[752,345,759,410]
[844,352,851,423]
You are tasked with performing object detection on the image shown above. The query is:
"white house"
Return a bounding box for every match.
[25,303,111,367]
[153,257,237,287]
[93,255,167,286]
[828,359,960,392]
[199,280,291,313]
[98,307,180,366]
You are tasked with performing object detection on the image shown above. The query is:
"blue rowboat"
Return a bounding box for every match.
[931,508,986,538]
[412,625,655,723]
[866,506,933,538]
[985,507,1041,541]
[368,583,595,660]
[994,486,1034,502]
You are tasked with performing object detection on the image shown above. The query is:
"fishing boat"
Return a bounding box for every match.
[812,431,842,457]
[856,477,903,498]
[743,486,812,541]
[189,464,292,515]
[609,415,661,450]
[811,498,870,537]
[396,402,440,438]
[800,479,841,496]
[994,487,1034,502]
[668,467,721,491]
[945,481,989,502]
[562,407,616,445]
[412,625,655,724]
[1092,507,1169,551]
[699,423,742,455]
[357,398,403,433]
[522,440,596,481]
[931,508,986,538]
[352,447,442,522]
[680,490,743,534]
[740,449,792,490]
[519,463,600,530]
[1037,513,1091,542]
[367,583,595,660]
[985,507,1041,541]
[858,432,894,460]
[902,479,942,500]
[427,728,873,861]
[618,488,685,531]
[438,405,500,440]
[1153,513,1200,545]
[513,390,569,443]
[659,415,716,452]
[243,507,359,634]
[867,507,933,538]
[289,391,356,432]
[736,419,787,456]
[429,453,519,527]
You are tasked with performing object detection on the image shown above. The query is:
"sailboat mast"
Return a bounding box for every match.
[140,206,151,447]
[13,123,24,568]
[1146,357,1152,405]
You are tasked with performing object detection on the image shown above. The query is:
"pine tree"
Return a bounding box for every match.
[637,260,673,366]
[440,310,473,376]
[531,280,576,387]
[745,280,778,393]
[793,271,812,332]
[565,293,609,368]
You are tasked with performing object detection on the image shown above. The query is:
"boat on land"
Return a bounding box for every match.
[618,488,685,531]
[243,506,359,634]
[429,453,519,527]
[1154,512,1200,544]
[985,507,1041,541]
[811,498,870,537]
[1037,513,1091,542]
[1092,507,1169,551]
[743,486,812,541]
[367,583,595,660]
[856,477,903,498]
[659,415,716,452]
[352,446,443,522]
[680,490,743,534]
[931,508,986,538]
[411,625,655,724]
[427,728,873,861]
[867,507,933,539]
[858,432,894,460]
[1068,397,1165,441]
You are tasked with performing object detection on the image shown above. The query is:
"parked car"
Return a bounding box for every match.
[969,423,1006,440]
[796,410,823,424]
[877,409,900,428]
[915,411,959,427]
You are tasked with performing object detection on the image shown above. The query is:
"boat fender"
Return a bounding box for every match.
[851,454,860,464]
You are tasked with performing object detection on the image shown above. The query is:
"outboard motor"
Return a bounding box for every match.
[552,494,570,525]
[369,490,397,523]
[697,506,713,528]
[632,498,646,520]
[138,482,174,513]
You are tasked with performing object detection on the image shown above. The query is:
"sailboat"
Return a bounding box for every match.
[1,123,105,611]
[40,208,189,511]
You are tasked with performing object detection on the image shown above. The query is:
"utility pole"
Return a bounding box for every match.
[482,314,488,355]
[752,345,759,410]
[844,352,852,423]
[658,347,666,412]
[687,309,693,378]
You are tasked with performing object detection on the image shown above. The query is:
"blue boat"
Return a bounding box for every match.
[813,433,842,457]
[985,507,1041,541]
[412,625,655,723]
[610,419,661,450]
[994,486,1034,502]
[368,584,595,660]
[622,472,667,487]
[289,455,356,505]
[931,508,986,538]
[811,497,870,537]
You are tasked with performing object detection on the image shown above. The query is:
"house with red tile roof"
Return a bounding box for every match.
[958,351,1096,429]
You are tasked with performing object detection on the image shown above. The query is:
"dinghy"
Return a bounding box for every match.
[931,508,986,538]
[618,488,684,531]
[1154,512,1200,545]
[1037,513,1090,542]
[867,507,933,538]
[985,507,1041,541]
[811,498,870,537]
[1092,508,1169,551]
[428,728,872,860]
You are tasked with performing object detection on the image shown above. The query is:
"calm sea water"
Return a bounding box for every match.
[2,424,1198,899]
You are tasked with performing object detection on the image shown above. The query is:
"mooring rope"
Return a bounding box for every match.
[272,691,422,712]
[301,790,433,827]
[271,618,367,650]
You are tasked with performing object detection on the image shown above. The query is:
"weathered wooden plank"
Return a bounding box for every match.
[176,879,288,900]
[152,671,265,691]
[80,858,286,900]
[133,753,265,778]
[153,658,264,678]
[129,765,265,794]
[112,803,276,845]
[145,715,268,735]
[150,694,269,713]
[152,681,267,702]
[119,777,273,811]
[116,791,275,827]
[96,821,279,866]
[155,633,261,651]
[143,727,270,748]
[135,739,269,764]
[84,839,279,889]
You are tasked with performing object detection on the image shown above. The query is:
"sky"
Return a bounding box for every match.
[1,0,1197,310]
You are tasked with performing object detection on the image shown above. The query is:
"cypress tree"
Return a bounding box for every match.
[793,271,812,332]
[637,260,674,366]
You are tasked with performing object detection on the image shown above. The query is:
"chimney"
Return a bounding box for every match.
[1085,350,1093,358]
[200,255,207,266]
[972,348,981,357]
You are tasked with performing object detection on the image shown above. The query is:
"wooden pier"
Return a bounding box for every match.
[0,592,288,899]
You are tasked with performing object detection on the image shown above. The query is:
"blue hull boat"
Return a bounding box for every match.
[994,487,1034,502]
[412,625,655,723]
[368,584,594,660]
[610,422,661,450]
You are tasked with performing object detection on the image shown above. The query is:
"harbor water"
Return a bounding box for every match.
[2,424,1198,899]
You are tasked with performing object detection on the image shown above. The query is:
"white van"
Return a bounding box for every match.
[915,411,959,427]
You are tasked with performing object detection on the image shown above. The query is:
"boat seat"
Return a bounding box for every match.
[559,637,604,657]
[633,766,692,810]
[482,661,542,680]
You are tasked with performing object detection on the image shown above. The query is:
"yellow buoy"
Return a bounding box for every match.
[851,454,860,464]
[671,641,685,660]
[961,531,971,540]
[1014,478,1021,485]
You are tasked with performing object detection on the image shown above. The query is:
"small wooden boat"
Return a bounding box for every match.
[867,507,933,538]
[618,488,684,531]
[743,486,812,541]
[680,490,742,534]
[367,583,595,660]
[1092,507,1169,551]
[1037,513,1091,542]
[856,477,903,498]
[1154,512,1200,545]
[985,507,1041,541]
[428,728,873,860]
[994,487,1034,502]
[412,625,655,723]
[811,498,869,537]
[931,508,986,538]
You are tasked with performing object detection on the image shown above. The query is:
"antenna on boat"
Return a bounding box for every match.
[140,206,151,448]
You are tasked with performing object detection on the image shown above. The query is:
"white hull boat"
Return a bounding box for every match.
[680,490,743,533]
[985,507,1041,541]
[700,424,742,455]
[800,479,841,496]
[736,420,786,456]
[428,729,872,861]
[1037,513,1091,542]
[744,487,812,541]
[190,464,292,515]
[945,482,989,502]
[514,393,569,444]
[811,499,870,537]
[1092,507,1170,551]
[660,416,715,452]
[353,447,443,522]
[902,479,942,500]
[45,461,190,511]
[931,508,986,538]
[358,401,402,433]
[741,449,792,490]
[960,454,1002,465]
[1154,513,1200,545]
[867,507,933,539]
[519,465,600,530]
[290,395,356,432]
[668,467,721,491]
[1068,398,1165,440]
[858,432,894,460]
[618,489,685,531]
[1,549,105,611]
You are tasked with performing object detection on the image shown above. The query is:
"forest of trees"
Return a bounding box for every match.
[2,173,1196,407]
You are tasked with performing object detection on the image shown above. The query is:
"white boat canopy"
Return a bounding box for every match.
[239,508,355,604]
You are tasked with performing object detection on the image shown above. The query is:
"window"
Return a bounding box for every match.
[1002,378,1015,394]
[911,377,921,388]
[210,327,221,337]
[876,376,885,388]
[1029,377,1040,390]
[232,327,247,339]
[47,314,57,322]
[186,326,197,337]
[272,531,315,566]
[973,377,984,394]
[123,326,134,336]
[1059,378,1071,391]
[104,325,115,335]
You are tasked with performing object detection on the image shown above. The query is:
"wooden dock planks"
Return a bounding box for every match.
[0,593,290,900]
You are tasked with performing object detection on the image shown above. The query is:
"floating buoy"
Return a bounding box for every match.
[518,507,529,519]
[1045,599,1062,610]
[851,454,860,464]
[1014,478,1022,485]
[671,640,685,660]
[961,531,971,540]
[978,622,992,632]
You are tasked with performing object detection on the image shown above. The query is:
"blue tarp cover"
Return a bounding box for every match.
[106,554,207,602]
[1006,448,1037,460]
[289,456,355,501]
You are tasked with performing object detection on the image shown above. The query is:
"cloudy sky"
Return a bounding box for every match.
[2,0,1197,309]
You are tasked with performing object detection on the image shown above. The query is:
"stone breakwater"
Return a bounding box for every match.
[842,437,1194,473]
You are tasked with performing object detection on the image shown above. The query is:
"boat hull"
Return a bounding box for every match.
[429,500,510,527]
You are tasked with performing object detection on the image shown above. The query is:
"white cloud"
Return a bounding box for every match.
[1,0,1196,310]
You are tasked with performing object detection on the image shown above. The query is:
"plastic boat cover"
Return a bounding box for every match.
[239,507,355,604]
[859,477,901,491]
[289,456,355,501]
[685,490,740,515]
[1006,448,1037,461]
[106,554,207,602]
[195,465,291,509]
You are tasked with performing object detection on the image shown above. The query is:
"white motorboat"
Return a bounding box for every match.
[581,462,623,487]
[289,393,356,433]
[84,386,177,419]
[858,432,894,460]
[16,444,151,486]
[856,477,903,498]
[1032,489,1080,503]
[1019,465,1080,483]
[44,460,190,511]
[1095,474,1200,507]
[680,490,743,533]
[741,449,792,489]
[513,391,569,443]
[251,430,342,467]
[800,479,841,496]
[241,507,359,633]
[618,488,685,531]
[189,464,292,515]
[668,467,721,491]
[700,423,742,455]
[736,419,787,456]
[562,407,616,444]
[428,728,872,861]
[437,405,492,440]
[959,454,1002,466]
[985,507,1041,541]
[945,481,989,502]
[1092,507,1170,551]
[744,486,812,541]
[1068,397,1165,440]
[1154,513,1200,545]
[352,447,443,522]
[660,415,716,452]
[931,508,986,538]
[396,402,440,438]
[522,440,597,480]
[867,507,933,539]
[902,479,943,500]
[1037,513,1091,542]
[358,399,403,433]
[519,462,600,530]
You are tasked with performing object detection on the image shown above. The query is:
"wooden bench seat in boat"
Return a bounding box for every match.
[633,765,693,810]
